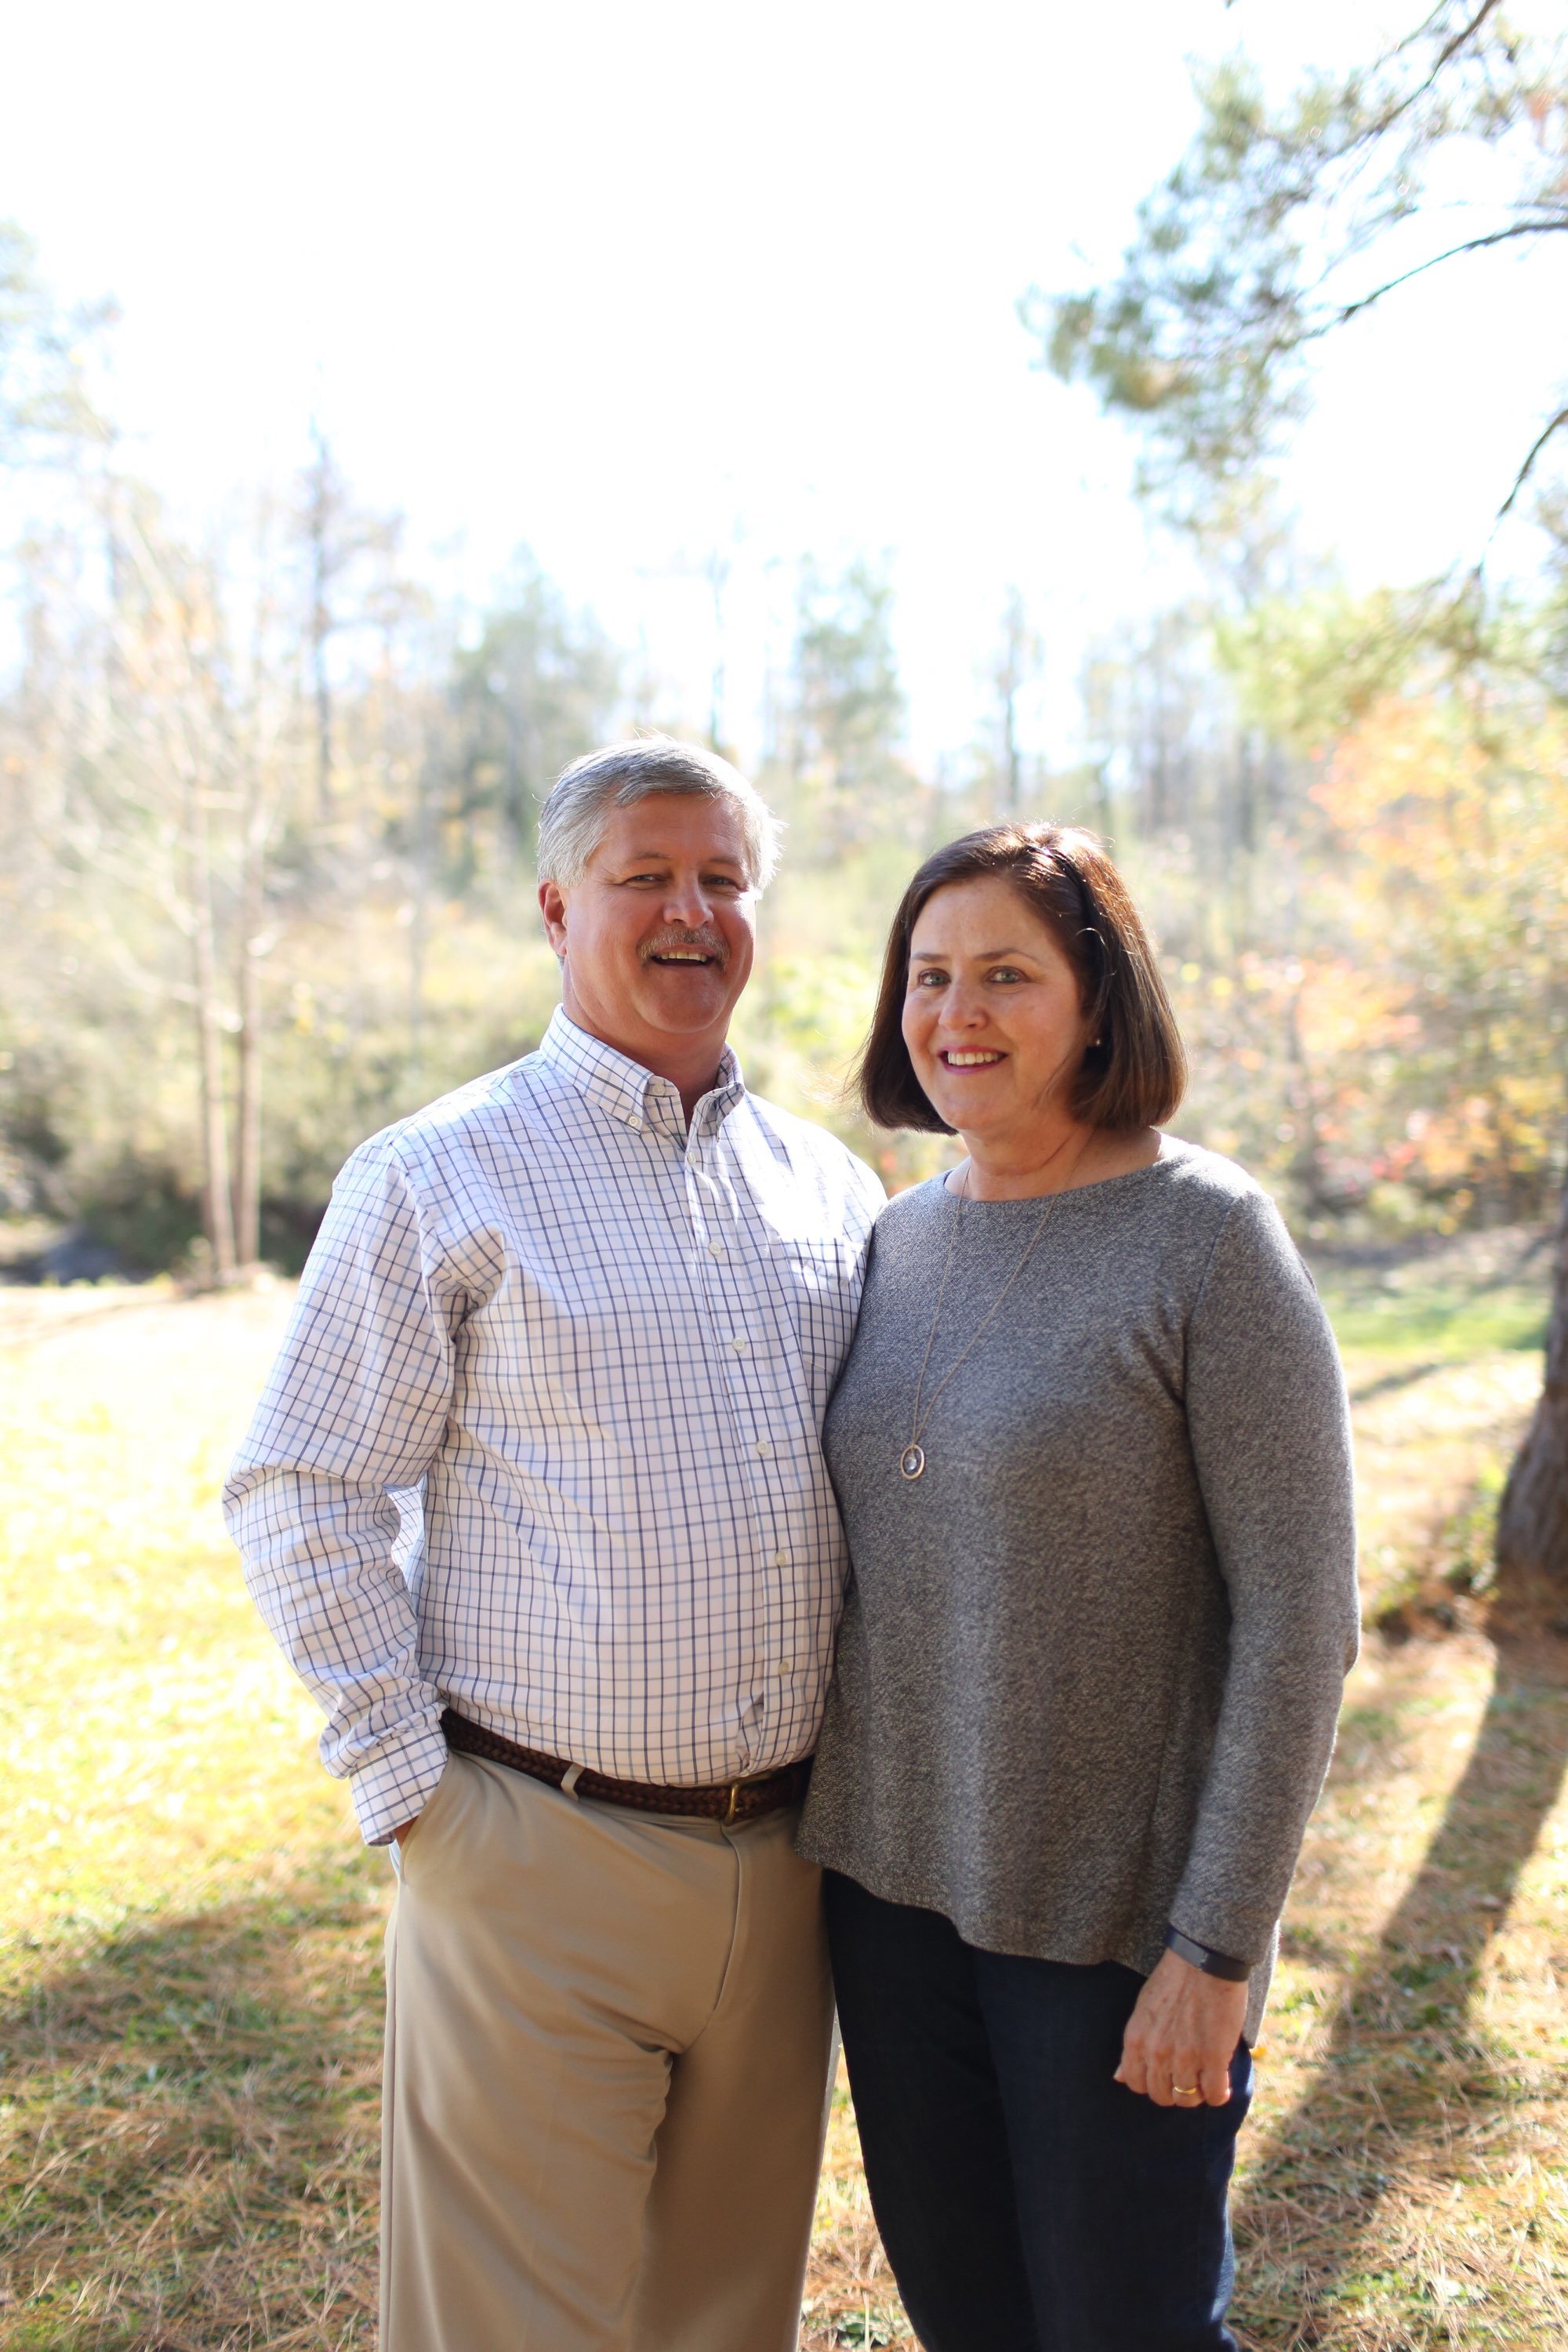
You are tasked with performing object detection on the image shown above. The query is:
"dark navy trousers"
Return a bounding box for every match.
[824,1871,1253,2352]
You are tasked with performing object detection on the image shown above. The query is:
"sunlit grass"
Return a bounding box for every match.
[0,1287,361,1941]
[0,1286,383,2349]
[2,1272,1566,2347]
[1318,1283,1548,1358]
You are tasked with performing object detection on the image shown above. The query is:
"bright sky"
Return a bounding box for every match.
[4,0,1565,768]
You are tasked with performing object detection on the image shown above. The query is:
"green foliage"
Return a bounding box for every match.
[1216,572,1568,752]
[0,461,615,1268]
[786,561,915,852]
[831,2311,895,2348]
[1036,53,1315,495]
[0,220,111,462]
[1217,585,1439,750]
[5,140,1567,1275]
[448,550,622,869]
[74,1156,205,1274]
[1152,564,1568,1229]
[1030,7,1568,528]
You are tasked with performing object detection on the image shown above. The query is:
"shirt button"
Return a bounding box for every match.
[771,1550,787,1567]
[754,1439,771,1458]
[708,1242,725,1259]
[778,1660,794,1676]
[730,1335,747,1353]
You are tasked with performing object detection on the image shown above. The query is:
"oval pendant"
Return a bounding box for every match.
[899,1444,926,1481]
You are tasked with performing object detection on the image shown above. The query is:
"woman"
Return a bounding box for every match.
[799,824,1358,2352]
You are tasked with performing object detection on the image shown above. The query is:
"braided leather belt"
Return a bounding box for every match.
[441,1708,811,1825]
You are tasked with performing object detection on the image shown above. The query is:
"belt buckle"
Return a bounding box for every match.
[723,1777,744,1826]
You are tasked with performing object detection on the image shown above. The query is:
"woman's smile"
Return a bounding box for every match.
[902,873,1095,1152]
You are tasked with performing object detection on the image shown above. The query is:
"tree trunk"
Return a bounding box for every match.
[1495,1177,1568,1596]
[408,749,434,1088]
[227,734,274,1279]
[187,775,237,1280]
[996,589,1029,819]
[307,423,336,818]
[1094,757,1113,843]
[1002,673,1021,818]
[231,790,266,1271]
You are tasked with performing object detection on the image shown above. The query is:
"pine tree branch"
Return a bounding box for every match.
[1308,0,1512,167]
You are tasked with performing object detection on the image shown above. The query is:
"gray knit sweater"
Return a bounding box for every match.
[798,1140,1359,2038]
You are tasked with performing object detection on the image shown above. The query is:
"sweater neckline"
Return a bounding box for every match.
[929,1134,1185,1209]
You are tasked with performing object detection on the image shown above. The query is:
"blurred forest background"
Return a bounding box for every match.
[3,326,1566,1287]
[0,0,1564,1296]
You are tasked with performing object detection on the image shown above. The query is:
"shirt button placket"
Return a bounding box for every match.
[733,1128,797,1760]
[693,1151,775,1727]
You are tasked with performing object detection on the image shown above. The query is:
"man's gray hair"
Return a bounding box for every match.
[536,736,783,892]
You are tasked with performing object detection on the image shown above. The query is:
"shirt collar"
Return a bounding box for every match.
[537,1006,746,1136]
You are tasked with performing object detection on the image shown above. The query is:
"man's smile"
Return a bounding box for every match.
[642,932,728,968]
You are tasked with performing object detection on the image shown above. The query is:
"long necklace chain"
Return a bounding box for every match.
[898,1152,1076,1482]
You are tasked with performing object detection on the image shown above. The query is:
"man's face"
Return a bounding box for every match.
[538,794,757,1076]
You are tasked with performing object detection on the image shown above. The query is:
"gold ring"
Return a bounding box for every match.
[1174,2085,1200,2100]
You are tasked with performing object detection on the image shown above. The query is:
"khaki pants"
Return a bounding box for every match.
[380,1752,835,2352]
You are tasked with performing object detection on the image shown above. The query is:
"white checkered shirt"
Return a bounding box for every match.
[224,1008,884,1844]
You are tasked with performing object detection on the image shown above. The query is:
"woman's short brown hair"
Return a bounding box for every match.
[857,823,1187,1134]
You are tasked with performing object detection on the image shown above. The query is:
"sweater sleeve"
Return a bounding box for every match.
[1167,1187,1359,1964]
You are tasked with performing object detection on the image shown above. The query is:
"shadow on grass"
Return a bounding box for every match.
[1344,1362,1445,1408]
[1232,1628,1568,2347]
[0,1846,388,2352]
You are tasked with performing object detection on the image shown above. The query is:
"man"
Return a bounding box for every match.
[224,738,882,2352]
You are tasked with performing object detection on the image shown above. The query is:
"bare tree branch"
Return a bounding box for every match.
[1331,215,1568,327]
[1402,0,1504,84]
[1495,403,1568,525]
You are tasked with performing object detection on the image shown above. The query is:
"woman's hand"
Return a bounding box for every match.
[1114,1949,1248,2108]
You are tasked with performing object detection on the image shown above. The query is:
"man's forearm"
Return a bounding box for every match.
[224,1461,448,1843]
[224,1135,465,1845]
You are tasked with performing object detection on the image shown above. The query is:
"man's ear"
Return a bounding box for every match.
[539,878,568,960]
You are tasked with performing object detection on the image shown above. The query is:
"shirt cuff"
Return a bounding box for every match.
[349,1719,452,1846]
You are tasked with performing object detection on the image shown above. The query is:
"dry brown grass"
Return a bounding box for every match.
[1229,1628,1568,2347]
[4,1871,383,2349]
[2,1265,1566,2347]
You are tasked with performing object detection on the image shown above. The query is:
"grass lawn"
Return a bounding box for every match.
[2,1232,1566,2349]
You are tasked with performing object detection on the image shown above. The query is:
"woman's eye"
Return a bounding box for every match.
[913,970,947,988]
[988,967,1025,984]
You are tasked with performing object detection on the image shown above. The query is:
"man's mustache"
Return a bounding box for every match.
[639,928,730,967]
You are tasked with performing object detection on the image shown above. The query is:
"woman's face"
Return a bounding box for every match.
[902,875,1095,1143]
